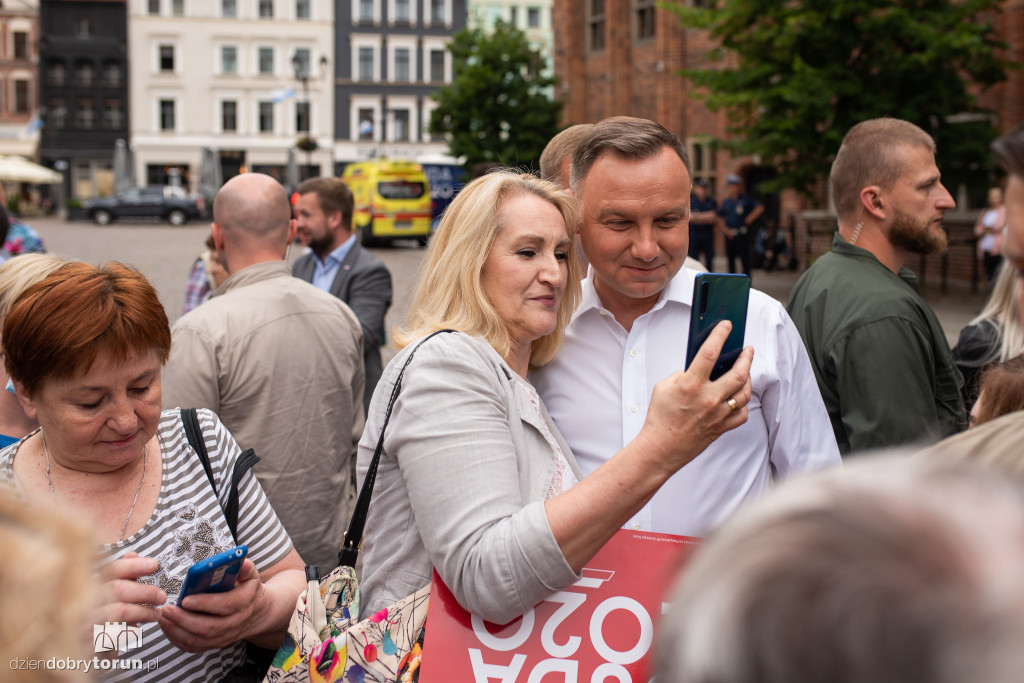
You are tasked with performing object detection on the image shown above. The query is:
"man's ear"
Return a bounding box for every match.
[328,209,344,233]
[287,218,298,244]
[860,187,885,219]
[13,380,37,420]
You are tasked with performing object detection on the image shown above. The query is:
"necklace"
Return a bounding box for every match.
[42,433,149,542]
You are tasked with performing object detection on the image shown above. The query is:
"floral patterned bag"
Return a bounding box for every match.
[261,331,454,683]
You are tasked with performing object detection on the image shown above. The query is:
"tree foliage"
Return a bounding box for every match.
[666,0,1014,199]
[429,20,563,170]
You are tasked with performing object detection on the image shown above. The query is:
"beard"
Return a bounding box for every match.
[888,206,947,255]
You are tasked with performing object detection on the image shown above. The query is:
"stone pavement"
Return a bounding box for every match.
[749,264,989,347]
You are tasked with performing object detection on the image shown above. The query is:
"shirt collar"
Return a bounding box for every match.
[573,264,696,323]
[317,234,356,267]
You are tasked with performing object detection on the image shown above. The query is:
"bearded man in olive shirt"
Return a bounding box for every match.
[787,118,965,454]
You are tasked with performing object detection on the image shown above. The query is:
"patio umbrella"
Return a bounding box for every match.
[285,146,299,192]
[0,155,62,184]
[113,139,132,194]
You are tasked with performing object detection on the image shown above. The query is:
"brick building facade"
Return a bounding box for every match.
[553,0,1024,289]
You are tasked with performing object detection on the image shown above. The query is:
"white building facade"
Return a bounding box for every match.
[129,0,334,191]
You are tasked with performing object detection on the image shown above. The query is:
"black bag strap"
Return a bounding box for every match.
[181,407,261,543]
[338,328,456,569]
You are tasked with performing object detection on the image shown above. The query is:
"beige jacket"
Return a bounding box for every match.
[162,261,365,571]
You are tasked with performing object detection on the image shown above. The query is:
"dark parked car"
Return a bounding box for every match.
[83,186,206,225]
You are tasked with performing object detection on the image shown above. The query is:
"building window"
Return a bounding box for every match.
[172,0,185,16]
[48,61,66,86]
[148,0,160,14]
[47,99,67,129]
[258,47,274,75]
[104,61,123,87]
[394,48,410,82]
[690,138,716,187]
[358,108,374,140]
[293,48,311,77]
[103,100,124,129]
[14,81,29,114]
[160,99,175,131]
[159,45,175,72]
[13,32,28,60]
[634,0,655,40]
[75,18,91,38]
[394,0,410,22]
[222,0,237,17]
[392,109,410,142]
[359,0,374,21]
[510,6,518,26]
[221,46,238,74]
[527,7,540,28]
[222,100,237,132]
[75,99,95,129]
[76,61,94,86]
[258,101,273,132]
[430,0,445,23]
[296,101,310,133]
[588,0,605,51]
[296,0,310,18]
[429,49,444,82]
[358,47,374,81]
[259,0,273,18]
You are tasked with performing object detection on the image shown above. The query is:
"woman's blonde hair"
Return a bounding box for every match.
[0,253,67,326]
[0,487,98,682]
[969,263,1024,365]
[394,171,581,367]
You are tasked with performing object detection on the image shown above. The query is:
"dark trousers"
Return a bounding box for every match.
[725,231,750,275]
[983,252,1003,291]
[688,226,715,271]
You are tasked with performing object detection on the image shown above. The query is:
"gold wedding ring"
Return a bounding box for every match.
[727,397,738,413]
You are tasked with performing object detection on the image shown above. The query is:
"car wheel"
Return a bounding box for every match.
[358,223,377,247]
[92,209,112,225]
[168,209,187,226]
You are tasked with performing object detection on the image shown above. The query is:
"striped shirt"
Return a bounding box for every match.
[0,408,294,682]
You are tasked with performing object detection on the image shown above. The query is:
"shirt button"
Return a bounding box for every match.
[633,524,642,531]
[630,405,638,413]
[629,349,638,358]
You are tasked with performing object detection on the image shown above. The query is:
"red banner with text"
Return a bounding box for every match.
[418,529,700,683]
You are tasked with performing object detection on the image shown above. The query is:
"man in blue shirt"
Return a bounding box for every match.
[719,174,764,276]
[292,177,392,413]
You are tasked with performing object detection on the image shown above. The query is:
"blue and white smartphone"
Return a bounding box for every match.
[178,545,248,604]
[685,273,751,381]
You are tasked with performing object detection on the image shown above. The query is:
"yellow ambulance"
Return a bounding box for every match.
[342,159,433,246]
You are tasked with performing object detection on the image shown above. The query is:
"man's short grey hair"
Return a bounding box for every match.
[657,454,1024,683]
[569,116,692,199]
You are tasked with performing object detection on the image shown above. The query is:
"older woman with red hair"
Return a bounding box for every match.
[0,261,305,682]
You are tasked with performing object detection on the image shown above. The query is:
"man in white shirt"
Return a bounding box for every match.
[532,116,840,538]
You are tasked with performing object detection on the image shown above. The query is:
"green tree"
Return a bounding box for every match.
[666,0,1013,199]
[430,20,563,170]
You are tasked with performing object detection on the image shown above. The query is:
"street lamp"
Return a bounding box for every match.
[291,52,329,178]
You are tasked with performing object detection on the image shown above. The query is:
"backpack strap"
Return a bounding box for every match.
[180,407,261,543]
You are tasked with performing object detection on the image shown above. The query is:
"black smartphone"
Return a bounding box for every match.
[178,545,248,604]
[685,273,751,380]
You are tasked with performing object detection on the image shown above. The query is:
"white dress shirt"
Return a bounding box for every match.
[532,267,840,537]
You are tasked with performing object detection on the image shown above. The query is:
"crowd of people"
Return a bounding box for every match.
[0,114,1023,683]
